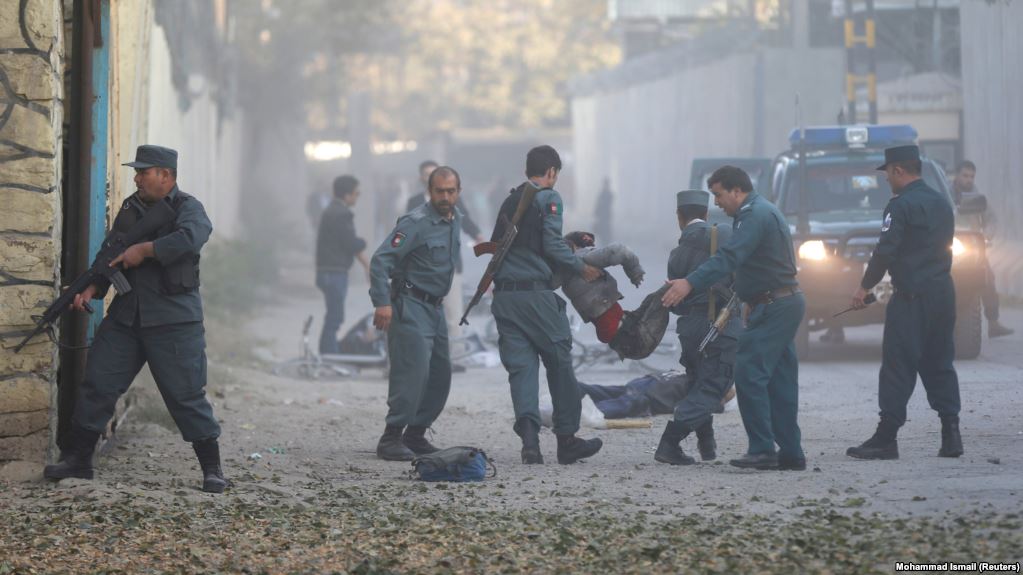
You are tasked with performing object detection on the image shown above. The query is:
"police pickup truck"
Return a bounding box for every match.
[764,125,988,359]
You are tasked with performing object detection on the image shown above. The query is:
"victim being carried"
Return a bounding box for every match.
[555,231,645,342]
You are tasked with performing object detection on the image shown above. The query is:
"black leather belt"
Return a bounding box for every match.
[494,280,552,292]
[748,286,801,306]
[400,281,443,306]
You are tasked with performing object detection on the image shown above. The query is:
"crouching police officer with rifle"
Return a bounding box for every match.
[42,145,228,493]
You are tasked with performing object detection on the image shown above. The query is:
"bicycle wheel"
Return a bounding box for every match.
[273,358,351,381]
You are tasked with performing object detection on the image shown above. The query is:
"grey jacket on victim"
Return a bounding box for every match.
[554,243,645,322]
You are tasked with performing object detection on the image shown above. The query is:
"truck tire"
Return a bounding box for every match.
[796,319,810,360]
[954,294,982,360]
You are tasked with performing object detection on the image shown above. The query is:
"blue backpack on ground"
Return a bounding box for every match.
[409,446,496,482]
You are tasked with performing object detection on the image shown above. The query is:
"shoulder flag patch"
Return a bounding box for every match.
[391,232,406,248]
[881,213,892,232]
[548,202,562,216]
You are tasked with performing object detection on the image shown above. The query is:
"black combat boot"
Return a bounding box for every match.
[654,420,695,466]
[938,415,964,458]
[728,452,779,470]
[695,420,717,461]
[192,438,229,494]
[846,416,900,460]
[402,425,440,455]
[376,425,415,461]
[43,426,100,481]
[556,434,603,465]
[517,418,543,464]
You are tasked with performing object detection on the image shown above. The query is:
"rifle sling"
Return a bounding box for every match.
[708,224,718,322]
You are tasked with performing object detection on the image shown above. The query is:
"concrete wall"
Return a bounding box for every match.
[960,0,1023,298]
[111,1,242,239]
[571,48,843,252]
[0,0,65,480]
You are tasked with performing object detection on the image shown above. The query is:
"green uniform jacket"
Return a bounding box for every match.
[96,186,212,327]
[369,201,461,307]
[685,192,798,302]
[493,183,585,283]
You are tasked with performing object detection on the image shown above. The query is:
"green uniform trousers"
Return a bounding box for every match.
[74,318,220,442]
[385,294,451,427]
[492,290,581,436]
[733,293,805,460]
[674,315,738,429]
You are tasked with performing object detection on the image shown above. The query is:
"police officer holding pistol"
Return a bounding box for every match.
[662,166,807,471]
[370,166,462,461]
[655,190,740,466]
[846,145,963,461]
[44,145,227,493]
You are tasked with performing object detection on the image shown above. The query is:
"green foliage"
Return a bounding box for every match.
[232,1,620,138]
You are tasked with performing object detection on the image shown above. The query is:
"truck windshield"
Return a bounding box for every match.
[781,160,946,215]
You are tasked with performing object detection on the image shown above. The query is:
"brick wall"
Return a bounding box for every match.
[0,0,65,480]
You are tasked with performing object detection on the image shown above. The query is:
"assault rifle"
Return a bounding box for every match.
[13,198,177,353]
[833,292,877,317]
[698,288,740,354]
[459,185,539,325]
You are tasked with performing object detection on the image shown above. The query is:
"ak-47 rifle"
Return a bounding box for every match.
[459,185,540,325]
[698,288,741,354]
[13,198,177,353]
[833,292,877,317]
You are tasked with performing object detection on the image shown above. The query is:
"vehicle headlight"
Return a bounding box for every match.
[798,240,828,261]
[951,236,966,257]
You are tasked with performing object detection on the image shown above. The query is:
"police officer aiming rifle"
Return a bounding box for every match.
[43,145,228,494]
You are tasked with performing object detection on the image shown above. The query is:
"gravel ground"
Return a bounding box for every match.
[2,268,1021,573]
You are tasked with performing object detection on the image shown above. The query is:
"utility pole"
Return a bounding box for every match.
[843,0,878,124]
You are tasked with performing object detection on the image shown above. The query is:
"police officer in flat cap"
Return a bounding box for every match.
[44,145,228,493]
[655,190,739,466]
[847,145,963,460]
[662,166,807,471]
[369,166,462,461]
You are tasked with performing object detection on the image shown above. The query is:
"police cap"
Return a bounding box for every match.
[676,190,710,209]
[123,145,178,170]
[876,145,919,171]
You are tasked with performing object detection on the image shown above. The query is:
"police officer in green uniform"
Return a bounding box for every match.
[663,166,807,471]
[847,145,963,460]
[370,166,462,461]
[490,145,604,465]
[44,145,227,493]
[655,190,740,466]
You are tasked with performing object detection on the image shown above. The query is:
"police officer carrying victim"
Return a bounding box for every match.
[44,145,228,493]
[369,166,462,461]
[490,145,604,465]
[662,166,807,471]
[655,190,740,466]
[846,145,963,460]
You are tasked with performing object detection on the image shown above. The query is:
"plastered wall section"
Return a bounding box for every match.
[0,0,65,480]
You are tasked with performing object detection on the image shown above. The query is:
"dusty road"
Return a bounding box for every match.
[2,268,1021,573]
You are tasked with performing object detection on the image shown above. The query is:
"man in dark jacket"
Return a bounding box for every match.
[951,160,1012,338]
[316,175,369,355]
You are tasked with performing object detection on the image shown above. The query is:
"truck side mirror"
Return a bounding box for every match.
[957,193,987,215]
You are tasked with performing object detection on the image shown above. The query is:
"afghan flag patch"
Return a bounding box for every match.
[391,232,406,248]
[548,202,562,215]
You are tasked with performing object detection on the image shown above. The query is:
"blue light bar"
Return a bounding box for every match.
[788,125,918,148]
